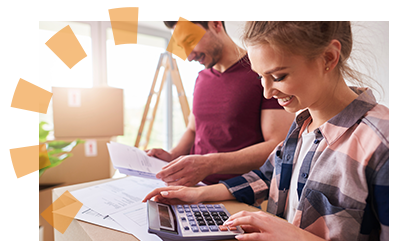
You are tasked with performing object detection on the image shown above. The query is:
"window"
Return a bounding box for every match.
[38,21,204,149]
[38,21,92,135]
[106,27,204,150]
[106,29,167,148]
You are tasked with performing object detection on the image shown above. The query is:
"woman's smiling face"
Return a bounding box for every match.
[248,43,327,114]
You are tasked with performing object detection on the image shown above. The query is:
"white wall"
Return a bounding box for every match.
[351,21,389,107]
[225,21,389,107]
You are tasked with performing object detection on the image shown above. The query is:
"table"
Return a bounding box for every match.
[52,177,262,241]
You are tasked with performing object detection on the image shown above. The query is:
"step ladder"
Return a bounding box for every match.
[134,52,190,150]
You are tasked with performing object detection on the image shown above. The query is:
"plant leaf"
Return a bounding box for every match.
[39,121,50,143]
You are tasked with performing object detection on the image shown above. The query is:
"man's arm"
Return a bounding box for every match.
[157,109,294,186]
[146,113,196,162]
[207,109,294,174]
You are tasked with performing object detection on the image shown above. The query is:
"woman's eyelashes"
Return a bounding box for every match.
[272,74,287,82]
[257,74,287,82]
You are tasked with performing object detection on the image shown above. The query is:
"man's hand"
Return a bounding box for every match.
[156,155,213,186]
[146,148,174,162]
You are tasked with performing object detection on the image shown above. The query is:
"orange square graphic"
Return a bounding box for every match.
[45,25,87,69]
[11,78,53,114]
[108,7,139,45]
[10,145,42,178]
[41,191,83,234]
[166,17,206,61]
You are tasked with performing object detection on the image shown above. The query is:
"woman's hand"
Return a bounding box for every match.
[142,183,235,205]
[142,186,203,205]
[224,210,325,241]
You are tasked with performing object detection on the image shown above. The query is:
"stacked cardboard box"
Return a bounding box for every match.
[39,86,124,240]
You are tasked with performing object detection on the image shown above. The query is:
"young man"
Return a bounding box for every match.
[147,21,294,186]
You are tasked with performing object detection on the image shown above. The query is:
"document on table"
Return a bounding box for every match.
[107,142,168,179]
[71,176,167,241]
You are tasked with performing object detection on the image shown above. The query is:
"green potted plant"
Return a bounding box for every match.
[39,121,84,177]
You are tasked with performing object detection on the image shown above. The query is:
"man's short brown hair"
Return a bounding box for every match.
[164,21,226,32]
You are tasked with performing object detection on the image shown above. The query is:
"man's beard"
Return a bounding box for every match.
[204,37,223,69]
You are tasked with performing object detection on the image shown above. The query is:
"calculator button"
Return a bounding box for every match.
[184,205,190,208]
[209,225,219,232]
[177,209,184,213]
[200,226,209,232]
[214,205,221,208]
[228,226,238,231]
[181,217,186,221]
[191,207,199,212]
[200,208,208,212]
[198,205,206,208]
[177,205,183,209]
[215,220,223,225]
[213,215,221,220]
[202,212,210,216]
[218,212,227,216]
[198,220,206,226]
[204,216,212,221]
[219,225,228,231]
[194,212,201,216]
[191,226,199,232]
[207,220,215,225]
[196,216,203,221]
[187,216,194,221]
[221,216,229,221]
[211,212,218,216]
[190,205,198,209]
[184,226,190,231]
[206,205,214,208]
[189,221,197,226]
[185,208,191,212]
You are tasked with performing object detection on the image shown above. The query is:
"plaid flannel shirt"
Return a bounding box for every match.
[221,88,389,240]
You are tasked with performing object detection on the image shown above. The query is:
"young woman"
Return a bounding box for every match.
[143,22,389,241]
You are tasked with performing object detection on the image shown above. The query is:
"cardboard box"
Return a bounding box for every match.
[39,183,63,241]
[39,137,116,186]
[52,87,124,138]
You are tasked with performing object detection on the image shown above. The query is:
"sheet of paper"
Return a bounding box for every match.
[75,205,128,233]
[71,176,166,241]
[107,142,167,176]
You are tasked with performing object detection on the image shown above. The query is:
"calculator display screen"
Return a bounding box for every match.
[158,204,172,229]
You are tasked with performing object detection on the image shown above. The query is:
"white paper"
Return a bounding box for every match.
[71,176,166,241]
[75,205,128,233]
[107,142,167,178]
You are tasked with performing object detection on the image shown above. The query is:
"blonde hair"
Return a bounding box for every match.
[242,21,379,92]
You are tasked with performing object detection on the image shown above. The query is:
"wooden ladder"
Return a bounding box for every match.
[134,52,190,149]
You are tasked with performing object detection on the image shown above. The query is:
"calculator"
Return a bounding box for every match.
[147,200,244,241]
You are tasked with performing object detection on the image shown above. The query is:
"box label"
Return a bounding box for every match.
[84,140,97,157]
[68,89,81,107]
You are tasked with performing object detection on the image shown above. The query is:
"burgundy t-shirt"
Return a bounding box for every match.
[191,55,283,185]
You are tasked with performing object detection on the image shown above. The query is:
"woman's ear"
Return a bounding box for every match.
[323,39,341,72]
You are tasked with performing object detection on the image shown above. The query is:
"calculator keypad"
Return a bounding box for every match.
[175,204,238,233]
